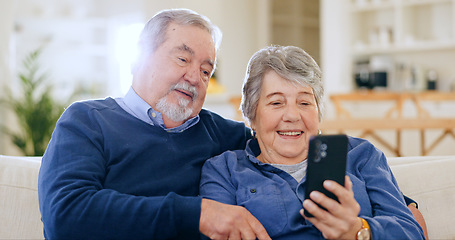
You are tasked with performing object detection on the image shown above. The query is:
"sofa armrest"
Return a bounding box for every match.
[0,155,43,239]
[388,155,455,240]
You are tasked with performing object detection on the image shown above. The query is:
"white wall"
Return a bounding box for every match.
[0,1,17,155]
[3,0,453,156]
[320,0,455,157]
[320,0,352,119]
[0,0,267,155]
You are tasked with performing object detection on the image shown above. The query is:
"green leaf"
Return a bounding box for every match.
[0,48,69,156]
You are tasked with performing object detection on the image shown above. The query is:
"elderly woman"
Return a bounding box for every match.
[199,45,425,239]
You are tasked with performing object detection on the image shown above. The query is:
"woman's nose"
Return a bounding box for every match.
[283,104,300,122]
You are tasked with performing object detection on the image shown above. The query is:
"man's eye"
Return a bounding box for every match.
[178,58,187,63]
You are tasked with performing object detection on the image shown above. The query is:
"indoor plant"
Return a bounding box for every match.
[1,49,66,156]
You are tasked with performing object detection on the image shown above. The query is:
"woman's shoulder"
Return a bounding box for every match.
[205,149,249,167]
[346,135,388,167]
[347,136,377,152]
[204,149,260,178]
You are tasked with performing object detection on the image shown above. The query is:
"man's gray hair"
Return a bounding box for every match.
[241,45,324,124]
[136,8,222,74]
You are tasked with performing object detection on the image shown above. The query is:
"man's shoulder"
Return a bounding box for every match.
[62,97,124,122]
[69,97,117,111]
[197,109,252,148]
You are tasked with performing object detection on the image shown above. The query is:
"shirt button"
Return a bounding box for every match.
[250,189,256,193]
[152,112,156,118]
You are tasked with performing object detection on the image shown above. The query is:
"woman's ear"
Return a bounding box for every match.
[249,120,256,132]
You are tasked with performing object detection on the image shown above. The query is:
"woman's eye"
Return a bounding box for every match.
[178,58,187,63]
[270,101,282,106]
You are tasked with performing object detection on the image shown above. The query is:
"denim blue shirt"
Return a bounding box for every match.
[200,137,425,240]
[115,87,199,133]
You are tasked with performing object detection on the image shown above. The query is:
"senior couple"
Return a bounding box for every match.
[38,8,426,239]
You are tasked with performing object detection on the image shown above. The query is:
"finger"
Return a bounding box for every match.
[310,189,340,215]
[321,181,360,220]
[236,218,255,240]
[345,175,353,191]
[302,197,332,220]
[229,230,241,240]
[239,227,257,240]
[246,213,271,240]
[303,205,338,238]
[303,199,355,240]
[323,179,354,206]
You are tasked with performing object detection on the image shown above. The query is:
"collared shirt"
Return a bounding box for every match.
[39,96,253,239]
[115,87,199,133]
[200,137,425,239]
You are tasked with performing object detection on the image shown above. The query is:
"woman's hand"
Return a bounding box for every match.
[300,176,363,239]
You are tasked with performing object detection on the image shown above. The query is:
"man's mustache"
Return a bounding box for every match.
[170,82,198,100]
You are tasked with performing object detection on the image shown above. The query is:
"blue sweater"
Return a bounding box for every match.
[200,138,425,240]
[38,98,251,239]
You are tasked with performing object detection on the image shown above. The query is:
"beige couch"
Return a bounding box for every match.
[0,155,42,239]
[388,155,455,240]
[1,154,454,239]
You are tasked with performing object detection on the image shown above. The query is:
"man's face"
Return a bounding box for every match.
[133,22,216,128]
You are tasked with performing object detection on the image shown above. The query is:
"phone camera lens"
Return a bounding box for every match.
[321,143,328,151]
[320,151,327,158]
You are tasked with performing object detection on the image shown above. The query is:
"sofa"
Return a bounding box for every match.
[1,154,454,239]
[0,155,42,239]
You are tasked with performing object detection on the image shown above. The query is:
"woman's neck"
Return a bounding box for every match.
[257,153,304,165]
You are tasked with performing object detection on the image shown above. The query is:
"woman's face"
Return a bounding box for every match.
[251,70,320,165]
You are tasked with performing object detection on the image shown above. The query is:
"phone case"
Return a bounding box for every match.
[304,134,348,217]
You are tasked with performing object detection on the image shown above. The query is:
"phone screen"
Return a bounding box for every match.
[304,134,348,217]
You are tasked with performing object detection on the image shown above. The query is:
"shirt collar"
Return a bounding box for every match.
[122,87,154,125]
[245,138,263,164]
[120,87,199,133]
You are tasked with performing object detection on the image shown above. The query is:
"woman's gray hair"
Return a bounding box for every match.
[136,8,222,74]
[241,45,324,124]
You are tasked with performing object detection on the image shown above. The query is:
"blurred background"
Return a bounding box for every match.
[1,0,454,157]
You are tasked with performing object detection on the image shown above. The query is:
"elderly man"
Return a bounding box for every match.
[38,8,269,240]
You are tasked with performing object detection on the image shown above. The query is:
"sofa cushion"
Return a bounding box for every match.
[0,155,43,239]
[388,155,455,240]
[1,154,453,239]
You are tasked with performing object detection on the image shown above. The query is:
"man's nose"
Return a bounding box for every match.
[184,65,200,85]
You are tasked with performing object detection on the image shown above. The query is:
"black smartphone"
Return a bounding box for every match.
[304,134,348,217]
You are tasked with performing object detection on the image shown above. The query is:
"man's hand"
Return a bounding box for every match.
[200,198,271,240]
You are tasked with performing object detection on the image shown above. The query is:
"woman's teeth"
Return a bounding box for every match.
[278,131,302,136]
